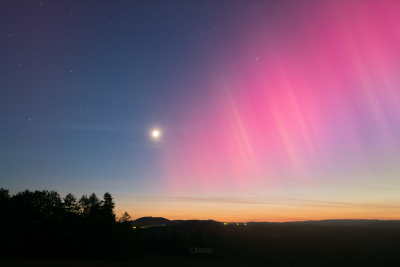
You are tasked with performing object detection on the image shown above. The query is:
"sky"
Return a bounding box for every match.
[1,0,400,222]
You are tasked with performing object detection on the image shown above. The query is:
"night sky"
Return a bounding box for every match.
[1,0,400,222]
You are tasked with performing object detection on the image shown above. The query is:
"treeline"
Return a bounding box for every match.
[0,188,143,260]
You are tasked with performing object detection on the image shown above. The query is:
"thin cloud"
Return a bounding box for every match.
[353,186,400,191]
[244,192,400,210]
[129,194,400,210]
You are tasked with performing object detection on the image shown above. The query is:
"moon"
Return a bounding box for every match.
[152,130,160,137]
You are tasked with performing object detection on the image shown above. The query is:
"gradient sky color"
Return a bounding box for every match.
[1,0,400,222]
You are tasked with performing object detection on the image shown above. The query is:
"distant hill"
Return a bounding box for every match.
[130,216,171,226]
[281,219,400,227]
[130,217,222,227]
[181,219,222,226]
[248,219,400,228]
[281,219,381,226]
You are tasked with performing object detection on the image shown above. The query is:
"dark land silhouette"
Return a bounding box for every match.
[1,188,400,266]
[131,216,400,228]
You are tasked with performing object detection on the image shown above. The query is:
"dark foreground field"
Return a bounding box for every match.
[1,254,261,267]
[3,223,399,267]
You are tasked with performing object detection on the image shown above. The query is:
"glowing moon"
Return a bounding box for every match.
[152,130,159,137]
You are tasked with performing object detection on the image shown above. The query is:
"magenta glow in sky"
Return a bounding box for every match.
[140,1,400,220]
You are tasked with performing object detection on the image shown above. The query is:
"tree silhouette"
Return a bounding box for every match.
[119,212,131,223]
[63,193,78,213]
[0,188,139,260]
[101,192,116,223]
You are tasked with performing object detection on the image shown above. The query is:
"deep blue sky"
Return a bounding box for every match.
[1,0,229,192]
